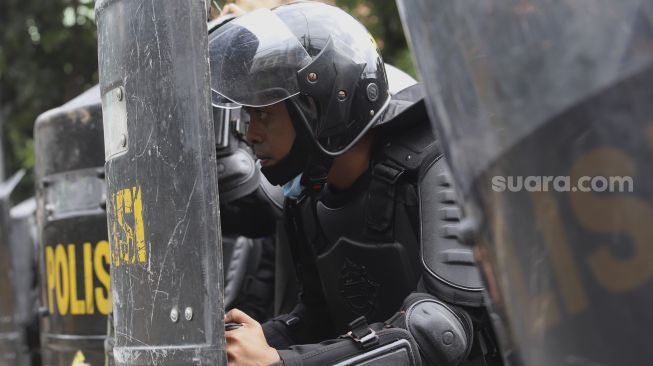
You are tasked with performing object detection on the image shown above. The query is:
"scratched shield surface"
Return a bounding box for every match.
[398,0,653,364]
[96,0,226,364]
[0,173,32,366]
[35,85,112,366]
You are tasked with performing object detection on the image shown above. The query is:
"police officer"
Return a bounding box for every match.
[212,103,282,322]
[209,3,501,365]
[208,6,293,324]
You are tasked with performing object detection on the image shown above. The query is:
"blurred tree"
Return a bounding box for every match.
[0,0,98,199]
[218,0,417,76]
[335,0,416,78]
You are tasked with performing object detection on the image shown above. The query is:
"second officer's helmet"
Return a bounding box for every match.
[209,1,390,158]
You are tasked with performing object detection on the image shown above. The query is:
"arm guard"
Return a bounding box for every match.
[418,156,485,307]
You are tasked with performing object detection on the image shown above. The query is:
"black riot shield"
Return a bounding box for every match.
[9,196,39,366]
[35,85,112,366]
[96,0,226,364]
[0,172,31,366]
[398,1,653,365]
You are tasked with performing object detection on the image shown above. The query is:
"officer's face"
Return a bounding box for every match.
[244,102,296,167]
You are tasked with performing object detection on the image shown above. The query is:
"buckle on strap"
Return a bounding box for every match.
[347,316,379,350]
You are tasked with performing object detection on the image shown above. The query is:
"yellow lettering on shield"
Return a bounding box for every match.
[111,186,146,266]
[71,350,90,366]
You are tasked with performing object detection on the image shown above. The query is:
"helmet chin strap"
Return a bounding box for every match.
[300,153,333,196]
[260,98,334,195]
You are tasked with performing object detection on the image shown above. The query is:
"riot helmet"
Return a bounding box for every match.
[209,2,390,186]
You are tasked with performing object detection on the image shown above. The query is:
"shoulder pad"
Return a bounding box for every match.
[376,83,424,128]
[393,83,424,102]
[375,99,441,175]
[382,119,440,174]
[374,82,442,175]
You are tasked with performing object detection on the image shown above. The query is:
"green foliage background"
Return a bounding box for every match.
[0,0,414,200]
[0,0,98,199]
[336,0,415,77]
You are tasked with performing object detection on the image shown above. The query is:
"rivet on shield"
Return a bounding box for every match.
[185,307,193,321]
[45,203,54,216]
[170,307,179,323]
[119,134,127,147]
[115,87,123,101]
[307,72,318,82]
[337,90,347,100]
[369,109,375,116]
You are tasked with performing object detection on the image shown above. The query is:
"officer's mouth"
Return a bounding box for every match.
[256,155,273,167]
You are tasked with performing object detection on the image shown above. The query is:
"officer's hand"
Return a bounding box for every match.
[225,308,280,366]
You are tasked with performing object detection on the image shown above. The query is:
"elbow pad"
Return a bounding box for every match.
[402,295,473,366]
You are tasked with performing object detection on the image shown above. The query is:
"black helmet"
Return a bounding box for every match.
[209,2,390,186]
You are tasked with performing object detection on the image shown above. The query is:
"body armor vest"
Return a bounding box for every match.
[287,172,422,332]
[283,87,485,334]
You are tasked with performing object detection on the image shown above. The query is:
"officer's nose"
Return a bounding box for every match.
[245,116,263,145]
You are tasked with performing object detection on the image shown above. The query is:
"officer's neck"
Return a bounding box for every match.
[327,133,374,190]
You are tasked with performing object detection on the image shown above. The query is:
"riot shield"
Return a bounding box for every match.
[35,85,112,366]
[398,0,653,365]
[0,171,31,366]
[96,0,226,364]
[9,196,39,366]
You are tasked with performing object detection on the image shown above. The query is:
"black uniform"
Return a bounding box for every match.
[262,88,502,366]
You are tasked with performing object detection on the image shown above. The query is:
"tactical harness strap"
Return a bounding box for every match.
[365,162,405,238]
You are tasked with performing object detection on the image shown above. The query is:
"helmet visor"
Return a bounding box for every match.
[209,9,312,108]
